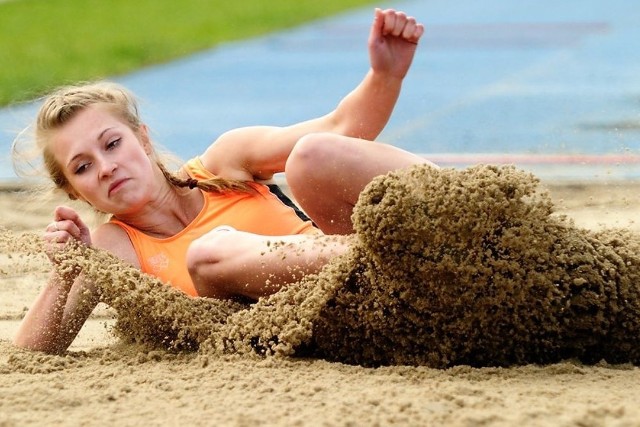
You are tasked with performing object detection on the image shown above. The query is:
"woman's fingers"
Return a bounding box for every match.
[44,206,93,262]
[47,219,82,241]
[53,206,92,245]
[377,9,424,43]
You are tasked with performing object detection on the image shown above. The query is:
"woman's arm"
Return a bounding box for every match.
[201,8,425,181]
[13,271,100,354]
[13,206,137,354]
[187,228,350,300]
[13,206,98,353]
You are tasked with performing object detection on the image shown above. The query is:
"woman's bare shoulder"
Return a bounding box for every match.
[91,222,140,268]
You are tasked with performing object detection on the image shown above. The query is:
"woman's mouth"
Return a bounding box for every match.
[108,178,129,196]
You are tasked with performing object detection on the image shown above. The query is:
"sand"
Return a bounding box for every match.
[2,165,640,426]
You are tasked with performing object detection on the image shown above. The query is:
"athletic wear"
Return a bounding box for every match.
[110,157,317,296]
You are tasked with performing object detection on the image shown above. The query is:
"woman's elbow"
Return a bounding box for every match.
[186,228,239,299]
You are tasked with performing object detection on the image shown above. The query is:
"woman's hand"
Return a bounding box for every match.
[44,206,92,261]
[368,8,425,79]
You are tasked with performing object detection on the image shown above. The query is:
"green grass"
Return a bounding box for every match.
[0,0,379,107]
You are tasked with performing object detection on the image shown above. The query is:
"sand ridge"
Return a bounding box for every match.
[4,164,640,368]
[312,165,640,367]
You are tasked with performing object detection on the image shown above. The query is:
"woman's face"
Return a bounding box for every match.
[50,104,157,214]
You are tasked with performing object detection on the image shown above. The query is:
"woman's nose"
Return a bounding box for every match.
[98,159,117,178]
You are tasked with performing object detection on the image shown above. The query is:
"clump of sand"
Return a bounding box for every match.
[311,164,640,367]
[3,164,640,369]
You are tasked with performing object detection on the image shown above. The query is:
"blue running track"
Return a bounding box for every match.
[1,0,638,181]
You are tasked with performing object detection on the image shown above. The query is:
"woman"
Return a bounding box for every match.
[12,8,436,353]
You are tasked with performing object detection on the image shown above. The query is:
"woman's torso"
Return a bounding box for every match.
[109,157,317,296]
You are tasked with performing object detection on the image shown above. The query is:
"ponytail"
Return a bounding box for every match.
[157,162,254,194]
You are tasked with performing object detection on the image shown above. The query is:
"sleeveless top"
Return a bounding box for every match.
[109,157,318,296]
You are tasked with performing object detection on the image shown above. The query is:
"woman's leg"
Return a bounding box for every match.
[186,227,349,300]
[285,132,437,234]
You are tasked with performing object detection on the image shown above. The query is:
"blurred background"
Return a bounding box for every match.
[0,0,638,182]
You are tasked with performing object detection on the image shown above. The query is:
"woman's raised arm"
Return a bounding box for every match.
[200,8,425,182]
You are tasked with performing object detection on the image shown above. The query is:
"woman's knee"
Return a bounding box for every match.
[285,133,342,192]
[286,133,341,172]
[186,227,236,297]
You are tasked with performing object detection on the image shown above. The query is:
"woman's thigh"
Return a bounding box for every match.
[285,133,435,234]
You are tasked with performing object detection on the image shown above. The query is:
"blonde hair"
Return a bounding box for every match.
[12,81,251,205]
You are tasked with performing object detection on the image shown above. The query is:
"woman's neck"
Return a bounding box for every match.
[113,182,204,239]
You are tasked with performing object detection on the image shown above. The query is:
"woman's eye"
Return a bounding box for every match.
[74,163,90,175]
[106,138,121,150]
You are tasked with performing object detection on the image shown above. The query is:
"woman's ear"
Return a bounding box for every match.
[63,185,82,201]
[139,124,152,154]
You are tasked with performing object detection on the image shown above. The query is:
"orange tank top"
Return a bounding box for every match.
[109,157,318,296]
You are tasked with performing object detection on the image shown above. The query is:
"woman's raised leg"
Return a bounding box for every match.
[285,132,437,234]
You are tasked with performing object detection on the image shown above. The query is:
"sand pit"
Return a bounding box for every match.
[2,164,640,426]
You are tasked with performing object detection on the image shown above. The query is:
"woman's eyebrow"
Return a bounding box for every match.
[97,126,115,140]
